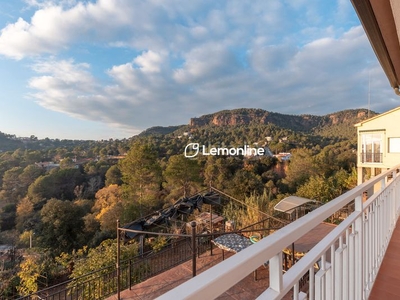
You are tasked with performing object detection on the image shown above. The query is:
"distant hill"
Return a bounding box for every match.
[0,108,379,151]
[0,132,25,151]
[138,125,185,137]
[312,109,377,140]
[189,108,376,132]
[139,108,377,141]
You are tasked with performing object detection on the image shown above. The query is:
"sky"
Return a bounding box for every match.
[0,0,399,140]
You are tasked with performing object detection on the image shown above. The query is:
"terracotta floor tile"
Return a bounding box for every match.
[370,222,400,299]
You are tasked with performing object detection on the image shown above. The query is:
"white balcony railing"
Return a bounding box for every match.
[157,164,400,300]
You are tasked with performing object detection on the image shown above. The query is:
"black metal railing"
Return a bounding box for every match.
[13,234,211,300]
[361,152,383,163]
[12,216,283,300]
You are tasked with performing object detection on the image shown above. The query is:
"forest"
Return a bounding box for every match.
[0,108,371,297]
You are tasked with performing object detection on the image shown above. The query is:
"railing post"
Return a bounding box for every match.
[354,196,364,299]
[117,219,121,300]
[210,206,213,256]
[269,253,283,293]
[191,221,197,277]
[129,259,132,290]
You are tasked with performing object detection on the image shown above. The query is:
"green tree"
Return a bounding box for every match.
[296,175,335,203]
[203,156,239,190]
[60,157,75,169]
[38,199,84,254]
[23,150,43,165]
[1,167,23,203]
[28,168,85,203]
[105,165,122,186]
[164,155,202,197]
[283,148,318,191]
[119,142,162,217]
[57,239,138,299]
[229,169,264,198]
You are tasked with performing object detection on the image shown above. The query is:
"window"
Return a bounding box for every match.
[361,133,383,163]
[389,137,400,153]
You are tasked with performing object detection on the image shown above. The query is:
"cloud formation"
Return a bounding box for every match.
[1,0,399,134]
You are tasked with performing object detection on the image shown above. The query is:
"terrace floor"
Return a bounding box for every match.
[107,222,336,300]
[369,220,400,299]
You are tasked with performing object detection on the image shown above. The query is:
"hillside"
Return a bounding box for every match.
[0,108,378,150]
[0,132,25,151]
[138,125,185,137]
[189,108,376,132]
[190,108,321,131]
[139,108,377,142]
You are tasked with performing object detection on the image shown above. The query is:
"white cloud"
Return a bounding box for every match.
[26,21,397,134]
[134,50,165,73]
[2,0,399,135]
[28,59,98,111]
[173,44,240,84]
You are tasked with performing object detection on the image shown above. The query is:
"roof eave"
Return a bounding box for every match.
[351,0,400,95]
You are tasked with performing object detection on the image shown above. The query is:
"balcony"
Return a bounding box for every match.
[150,164,400,299]
[361,152,383,164]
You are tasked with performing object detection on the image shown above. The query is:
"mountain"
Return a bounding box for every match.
[138,125,185,137]
[189,108,376,132]
[0,132,25,151]
[0,108,378,148]
[138,108,377,140]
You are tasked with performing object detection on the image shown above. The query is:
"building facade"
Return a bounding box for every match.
[355,106,400,185]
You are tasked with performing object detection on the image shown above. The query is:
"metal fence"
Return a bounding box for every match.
[361,152,383,163]
[10,213,281,300]
[13,234,211,300]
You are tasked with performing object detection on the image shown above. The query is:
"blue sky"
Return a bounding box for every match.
[0,0,398,140]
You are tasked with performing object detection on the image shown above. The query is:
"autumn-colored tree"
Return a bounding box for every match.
[17,251,58,296]
[93,185,123,232]
[56,239,138,299]
[17,256,43,296]
[15,197,35,232]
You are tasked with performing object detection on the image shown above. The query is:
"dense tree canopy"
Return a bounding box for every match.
[28,168,85,203]
[0,109,363,297]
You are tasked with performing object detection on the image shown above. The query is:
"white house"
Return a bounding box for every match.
[355,106,400,185]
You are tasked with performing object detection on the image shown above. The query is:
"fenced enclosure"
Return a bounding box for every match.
[10,187,290,300]
[13,234,212,300]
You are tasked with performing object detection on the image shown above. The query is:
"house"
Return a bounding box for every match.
[355,106,400,185]
[35,161,60,171]
[274,152,292,161]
